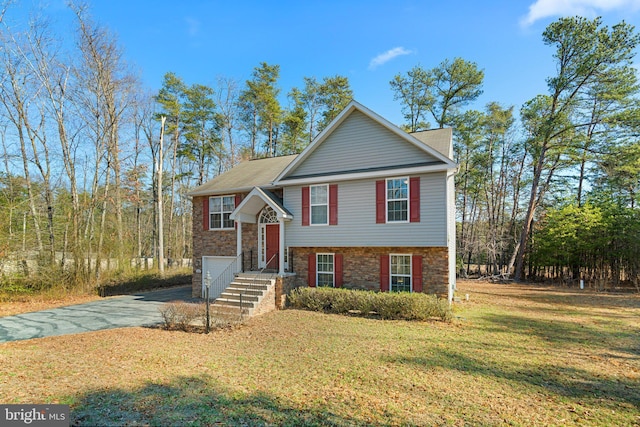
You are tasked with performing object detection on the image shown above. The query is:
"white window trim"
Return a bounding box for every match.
[209,195,235,230]
[386,177,409,224]
[316,252,335,287]
[390,253,412,292]
[310,184,329,226]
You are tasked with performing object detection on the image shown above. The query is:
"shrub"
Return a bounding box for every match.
[159,301,204,331]
[159,301,247,332]
[287,287,451,322]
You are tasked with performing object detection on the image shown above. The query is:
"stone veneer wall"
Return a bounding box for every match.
[291,246,449,296]
[251,279,277,317]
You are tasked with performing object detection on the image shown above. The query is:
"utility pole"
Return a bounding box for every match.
[158,116,166,276]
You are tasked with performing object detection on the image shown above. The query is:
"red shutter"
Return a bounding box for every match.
[410,177,420,223]
[329,184,338,225]
[335,253,343,288]
[412,255,423,293]
[302,187,310,226]
[376,180,386,224]
[202,197,209,230]
[308,253,316,287]
[380,254,389,292]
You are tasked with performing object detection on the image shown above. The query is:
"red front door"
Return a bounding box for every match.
[265,224,279,270]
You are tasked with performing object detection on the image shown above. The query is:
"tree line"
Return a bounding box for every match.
[0,1,638,290]
[0,2,353,288]
[389,17,640,287]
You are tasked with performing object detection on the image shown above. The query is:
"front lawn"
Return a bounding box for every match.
[0,280,638,426]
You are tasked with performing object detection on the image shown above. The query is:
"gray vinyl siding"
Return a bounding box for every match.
[287,111,440,179]
[284,173,448,247]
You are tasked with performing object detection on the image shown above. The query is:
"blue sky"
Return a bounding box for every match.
[21,0,640,126]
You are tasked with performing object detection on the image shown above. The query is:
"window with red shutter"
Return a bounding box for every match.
[316,253,334,286]
[310,185,328,225]
[207,195,235,229]
[386,177,409,222]
[390,254,411,292]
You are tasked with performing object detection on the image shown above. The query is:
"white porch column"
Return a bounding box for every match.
[236,220,243,256]
[278,218,285,275]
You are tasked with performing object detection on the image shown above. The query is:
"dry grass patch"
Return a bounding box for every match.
[0,280,638,426]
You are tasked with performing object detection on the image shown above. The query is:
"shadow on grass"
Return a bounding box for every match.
[70,375,365,427]
[385,348,640,410]
[469,283,640,311]
[479,312,640,357]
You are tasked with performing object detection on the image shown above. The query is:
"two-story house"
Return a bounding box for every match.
[188,100,457,312]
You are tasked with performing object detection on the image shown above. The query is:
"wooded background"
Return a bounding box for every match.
[0,3,638,290]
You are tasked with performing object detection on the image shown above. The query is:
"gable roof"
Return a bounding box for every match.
[187,154,297,196]
[273,100,457,184]
[230,187,293,223]
[189,101,458,196]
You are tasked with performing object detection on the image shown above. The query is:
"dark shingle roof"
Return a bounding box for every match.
[188,155,298,196]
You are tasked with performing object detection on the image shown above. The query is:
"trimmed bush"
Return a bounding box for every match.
[159,301,245,332]
[159,301,204,331]
[287,287,451,322]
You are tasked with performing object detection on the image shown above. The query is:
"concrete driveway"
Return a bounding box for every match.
[0,286,196,343]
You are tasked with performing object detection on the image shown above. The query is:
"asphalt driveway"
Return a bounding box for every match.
[0,286,196,343]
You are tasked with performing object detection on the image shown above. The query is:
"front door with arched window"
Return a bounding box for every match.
[259,207,279,270]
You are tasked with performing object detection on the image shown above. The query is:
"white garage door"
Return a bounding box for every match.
[201,256,237,298]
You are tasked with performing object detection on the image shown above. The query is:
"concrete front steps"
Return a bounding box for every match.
[212,273,276,320]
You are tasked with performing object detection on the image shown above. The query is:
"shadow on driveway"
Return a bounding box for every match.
[131,285,198,303]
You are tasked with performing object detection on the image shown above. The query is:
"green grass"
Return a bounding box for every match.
[0,281,638,426]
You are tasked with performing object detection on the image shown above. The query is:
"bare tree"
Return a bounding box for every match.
[0,23,49,259]
[72,3,137,275]
[215,76,240,169]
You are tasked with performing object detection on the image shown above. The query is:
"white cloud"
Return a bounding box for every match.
[368,47,413,70]
[521,0,640,26]
[184,17,201,37]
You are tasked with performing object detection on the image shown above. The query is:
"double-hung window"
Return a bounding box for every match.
[209,195,235,229]
[387,178,408,222]
[316,253,334,287]
[310,184,328,225]
[390,254,411,292]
